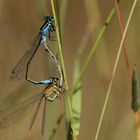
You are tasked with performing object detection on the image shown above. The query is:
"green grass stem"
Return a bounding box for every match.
[72,8,115,93]
[94,1,138,140]
[51,1,74,140]
[115,0,132,80]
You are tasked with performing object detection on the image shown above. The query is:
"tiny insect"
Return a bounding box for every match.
[0,77,64,135]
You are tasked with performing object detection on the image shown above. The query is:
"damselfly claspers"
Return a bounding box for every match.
[0,77,64,135]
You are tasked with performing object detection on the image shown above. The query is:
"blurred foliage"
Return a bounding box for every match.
[0,0,140,140]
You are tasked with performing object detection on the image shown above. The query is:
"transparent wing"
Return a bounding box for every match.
[0,93,43,128]
[41,98,47,135]
[10,35,41,80]
[29,95,44,130]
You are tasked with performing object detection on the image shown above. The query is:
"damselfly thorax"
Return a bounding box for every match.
[43,77,64,101]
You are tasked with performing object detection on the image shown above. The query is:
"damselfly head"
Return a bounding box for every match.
[50,77,59,85]
[49,77,65,93]
[44,16,54,23]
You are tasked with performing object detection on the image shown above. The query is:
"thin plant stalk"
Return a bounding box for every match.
[49,113,64,140]
[134,112,140,140]
[72,8,115,92]
[51,1,74,140]
[94,1,138,140]
[50,0,67,87]
[115,0,132,80]
[51,21,94,138]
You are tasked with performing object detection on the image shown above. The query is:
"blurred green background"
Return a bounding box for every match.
[0,0,140,140]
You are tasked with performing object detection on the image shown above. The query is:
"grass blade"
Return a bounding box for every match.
[71,56,82,137]
[94,1,138,139]
[73,8,115,93]
[115,0,132,79]
[50,1,74,139]
[49,113,64,140]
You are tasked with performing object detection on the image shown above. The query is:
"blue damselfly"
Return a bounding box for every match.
[10,16,59,84]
